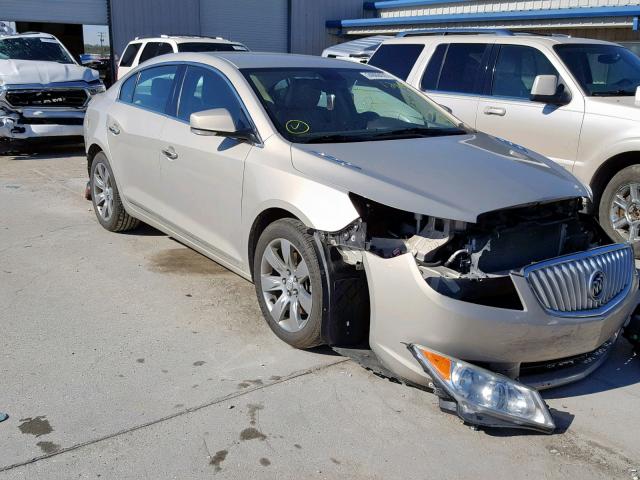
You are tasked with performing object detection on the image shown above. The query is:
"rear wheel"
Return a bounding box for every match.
[253,218,324,349]
[599,165,640,256]
[90,152,139,232]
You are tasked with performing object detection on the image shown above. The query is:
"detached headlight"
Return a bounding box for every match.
[408,344,555,434]
[88,83,106,95]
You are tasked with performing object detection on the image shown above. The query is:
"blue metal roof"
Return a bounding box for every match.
[327,6,640,29]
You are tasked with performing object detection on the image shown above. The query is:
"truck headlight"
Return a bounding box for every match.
[408,344,555,434]
[88,83,106,95]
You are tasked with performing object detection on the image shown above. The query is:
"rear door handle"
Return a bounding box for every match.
[108,124,121,135]
[483,106,506,117]
[161,146,178,160]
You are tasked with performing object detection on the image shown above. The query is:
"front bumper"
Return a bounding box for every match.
[0,108,85,139]
[364,249,639,389]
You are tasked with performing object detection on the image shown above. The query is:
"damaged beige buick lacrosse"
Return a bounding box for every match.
[84,52,639,433]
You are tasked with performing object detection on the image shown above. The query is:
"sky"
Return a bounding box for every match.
[83,24,109,46]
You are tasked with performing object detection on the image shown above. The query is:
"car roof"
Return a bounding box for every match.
[0,32,56,40]
[151,51,376,70]
[384,34,617,47]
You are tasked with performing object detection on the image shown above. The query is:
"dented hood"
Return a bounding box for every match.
[0,59,98,86]
[291,133,588,223]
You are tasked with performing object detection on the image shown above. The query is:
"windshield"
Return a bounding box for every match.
[555,44,640,96]
[177,42,248,53]
[0,37,74,64]
[241,67,464,143]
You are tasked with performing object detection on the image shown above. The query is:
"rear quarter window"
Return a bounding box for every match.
[120,43,141,67]
[368,44,425,80]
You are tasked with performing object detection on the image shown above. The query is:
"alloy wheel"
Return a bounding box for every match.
[93,163,114,222]
[610,182,640,243]
[260,238,313,333]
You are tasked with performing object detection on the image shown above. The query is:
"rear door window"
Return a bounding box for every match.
[131,65,178,114]
[138,42,173,64]
[368,44,425,80]
[120,42,141,67]
[119,73,138,103]
[421,43,490,94]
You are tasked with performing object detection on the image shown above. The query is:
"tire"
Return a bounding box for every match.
[90,152,139,232]
[253,218,324,349]
[598,165,640,257]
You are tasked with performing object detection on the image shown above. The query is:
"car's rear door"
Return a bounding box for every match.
[156,64,254,264]
[418,42,493,127]
[475,44,584,170]
[106,64,179,214]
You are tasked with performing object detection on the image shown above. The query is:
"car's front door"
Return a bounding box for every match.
[419,42,492,127]
[157,65,254,264]
[475,44,585,170]
[106,64,179,214]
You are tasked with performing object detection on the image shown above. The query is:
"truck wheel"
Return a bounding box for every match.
[253,218,324,349]
[90,152,139,232]
[599,165,640,257]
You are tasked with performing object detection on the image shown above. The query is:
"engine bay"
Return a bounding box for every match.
[323,193,612,310]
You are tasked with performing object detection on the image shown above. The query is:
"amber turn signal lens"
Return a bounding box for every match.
[420,349,451,381]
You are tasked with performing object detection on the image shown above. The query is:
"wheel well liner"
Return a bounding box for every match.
[248,208,298,281]
[591,151,640,211]
[87,144,103,176]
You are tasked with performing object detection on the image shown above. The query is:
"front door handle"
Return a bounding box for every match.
[161,146,178,160]
[108,124,121,135]
[483,106,506,117]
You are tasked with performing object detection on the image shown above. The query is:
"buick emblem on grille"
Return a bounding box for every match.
[588,270,606,301]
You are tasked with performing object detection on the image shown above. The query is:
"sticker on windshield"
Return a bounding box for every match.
[360,71,395,80]
[285,120,310,135]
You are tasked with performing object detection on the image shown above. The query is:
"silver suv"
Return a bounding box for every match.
[370,31,640,254]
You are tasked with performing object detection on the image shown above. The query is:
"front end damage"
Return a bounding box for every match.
[317,194,639,433]
[0,82,104,141]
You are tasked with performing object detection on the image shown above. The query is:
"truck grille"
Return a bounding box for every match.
[523,244,634,317]
[4,89,88,108]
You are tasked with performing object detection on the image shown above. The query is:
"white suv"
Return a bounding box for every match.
[369,31,640,254]
[117,35,248,79]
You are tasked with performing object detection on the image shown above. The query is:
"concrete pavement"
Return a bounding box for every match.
[0,148,638,479]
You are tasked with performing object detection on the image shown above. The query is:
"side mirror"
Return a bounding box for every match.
[190,108,256,143]
[530,75,568,105]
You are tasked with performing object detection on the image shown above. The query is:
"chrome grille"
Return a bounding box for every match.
[4,89,88,108]
[523,244,634,317]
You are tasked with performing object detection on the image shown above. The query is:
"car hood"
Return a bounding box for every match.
[0,59,99,86]
[291,133,588,223]
[584,96,640,121]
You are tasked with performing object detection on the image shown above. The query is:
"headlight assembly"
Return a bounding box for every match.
[88,83,106,95]
[408,344,555,434]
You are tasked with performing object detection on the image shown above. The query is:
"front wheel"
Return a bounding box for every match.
[253,218,324,349]
[599,165,640,257]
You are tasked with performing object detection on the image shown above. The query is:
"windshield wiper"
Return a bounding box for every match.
[365,127,467,140]
[591,89,637,96]
[303,133,371,144]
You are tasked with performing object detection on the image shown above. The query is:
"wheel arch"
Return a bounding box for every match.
[86,143,103,176]
[247,207,302,281]
[590,151,640,213]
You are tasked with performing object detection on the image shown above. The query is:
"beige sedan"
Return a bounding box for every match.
[84,52,638,433]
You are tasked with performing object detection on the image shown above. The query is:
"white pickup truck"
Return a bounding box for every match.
[0,31,105,147]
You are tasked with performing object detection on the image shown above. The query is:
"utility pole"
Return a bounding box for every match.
[98,32,105,56]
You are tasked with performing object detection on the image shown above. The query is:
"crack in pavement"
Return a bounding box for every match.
[0,358,350,474]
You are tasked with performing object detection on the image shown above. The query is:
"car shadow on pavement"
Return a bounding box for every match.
[541,340,639,400]
[0,141,85,159]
